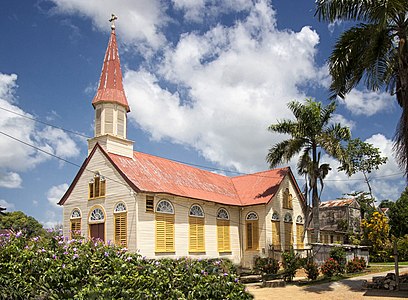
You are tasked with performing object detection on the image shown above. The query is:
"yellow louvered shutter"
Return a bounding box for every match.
[189,217,205,252]
[70,220,81,239]
[296,224,303,249]
[156,213,174,252]
[114,212,127,247]
[246,220,259,250]
[217,219,230,252]
[272,221,280,248]
[284,222,293,250]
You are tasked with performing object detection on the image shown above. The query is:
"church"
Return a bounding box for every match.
[58,20,308,268]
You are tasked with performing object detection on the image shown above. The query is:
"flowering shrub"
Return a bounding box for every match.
[329,247,346,273]
[254,257,280,274]
[345,257,366,273]
[304,260,319,280]
[320,258,340,278]
[0,232,252,299]
[281,249,302,282]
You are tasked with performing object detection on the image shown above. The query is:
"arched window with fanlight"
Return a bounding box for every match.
[284,212,293,250]
[246,212,259,250]
[296,215,304,249]
[88,206,105,242]
[189,204,205,252]
[216,208,230,252]
[155,199,175,253]
[271,212,280,248]
[114,202,127,247]
[88,172,106,199]
[70,209,81,239]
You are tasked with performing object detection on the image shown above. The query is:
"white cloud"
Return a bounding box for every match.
[46,183,68,208]
[41,210,62,229]
[323,134,404,201]
[0,171,22,188]
[172,0,252,23]
[49,0,167,52]
[125,1,323,173]
[0,199,15,210]
[331,114,355,130]
[338,89,394,116]
[328,19,342,33]
[0,73,80,183]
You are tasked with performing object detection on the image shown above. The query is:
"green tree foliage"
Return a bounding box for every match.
[347,191,375,220]
[0,233,252,299]
[0,211,45,238]
[267,99,350,242]
[315,0,408,176]
[339,138,387,199]
[388,187,408,238]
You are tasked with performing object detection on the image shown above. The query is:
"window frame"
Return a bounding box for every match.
[246,212,259,250]
[88,172,106,200]
[155,199,175,253]
[216,208,231,253]
[114,202,127,247]
[189,204,205,253]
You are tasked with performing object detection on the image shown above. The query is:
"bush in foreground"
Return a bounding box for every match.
[320,258,340,278]
[0,232,252,299]
[254,257,280,274]
[304,260,319,281]
[345,257,366,274]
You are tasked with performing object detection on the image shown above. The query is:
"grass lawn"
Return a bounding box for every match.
[369,261,408,266]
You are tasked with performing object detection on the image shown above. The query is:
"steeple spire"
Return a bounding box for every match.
[92,14,130,112]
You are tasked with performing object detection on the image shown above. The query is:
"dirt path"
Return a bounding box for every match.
[247,268,408,300]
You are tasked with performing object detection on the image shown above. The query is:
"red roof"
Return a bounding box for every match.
[92,28,130,112]
[109,150,292,206]
[59,144,297,206]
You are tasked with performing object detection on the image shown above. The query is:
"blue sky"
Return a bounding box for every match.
[0,0,405,227]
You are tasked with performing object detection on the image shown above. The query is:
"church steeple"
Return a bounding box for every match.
[88,14,134,158]
[92,14,130,112]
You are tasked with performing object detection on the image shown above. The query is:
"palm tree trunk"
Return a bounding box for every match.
[312,144,320,243]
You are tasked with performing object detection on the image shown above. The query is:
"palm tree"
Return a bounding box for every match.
[315,0,408,176]
[267,99,350,242]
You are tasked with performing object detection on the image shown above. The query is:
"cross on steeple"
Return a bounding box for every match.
[109,14,118,30]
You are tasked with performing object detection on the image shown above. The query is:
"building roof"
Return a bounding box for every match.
[320,198,354,208]
[92,28,130,112]
[59,144,299,207]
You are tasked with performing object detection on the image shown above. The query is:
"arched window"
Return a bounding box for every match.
[271,212,280,248]
[89,172,106,199]
[114,202,127,247]
[296,215,304,249]
[155,200,175,252]
[246,212,259,250]
[283,212,293,250]
[89,206,105,242]
[216,208,230,252]
[189,205,205,252]
[70,209,81,239]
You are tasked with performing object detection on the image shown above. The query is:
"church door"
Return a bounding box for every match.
[90,223,105,242]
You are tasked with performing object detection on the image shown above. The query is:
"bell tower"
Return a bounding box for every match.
[88,14,134,158]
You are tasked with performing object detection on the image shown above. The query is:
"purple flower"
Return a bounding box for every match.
[73,254,79,259]
[62,264,66,269]
[33,236,39,242]
[126,256,132,261]
[41,248,46,253]
[104,252,109,257]
[155,261,160,266]
[234,278,239,283]
[16,231,22,238]
[223,273,228,276]
[63,251,68,255]
[58,240,64,245]
[52,254,57,260]
[73,247,77,252]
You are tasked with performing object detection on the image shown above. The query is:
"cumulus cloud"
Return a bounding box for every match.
[0,73,80,184]
[125,1,323,173]
[331,114,355,130]
[46,183,68,208]
[0,171,22,188]
[338,89,394,116]
[323,134,404,201]
[49,0,167,52]
[172,0,252,22]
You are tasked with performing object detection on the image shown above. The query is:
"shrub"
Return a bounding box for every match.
[346,257,366,273]
[254,257,280,274]
[304,260,319,280]
[281,248,302,282]
[0,232,253,299]
[320,258,340,278]
[329,246,346,273]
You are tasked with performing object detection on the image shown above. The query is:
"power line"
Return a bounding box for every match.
[0,104,405,182]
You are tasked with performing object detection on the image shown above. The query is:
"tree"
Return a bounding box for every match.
[0,211,45,238]
[346,191,375,220]
[267,99,350,242]
[388,187,408,237]
[339,138,387,200]
[361,211,390,261]
[315,0,408,176]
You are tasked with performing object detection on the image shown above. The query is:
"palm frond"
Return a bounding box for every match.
[266,138,305,168]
